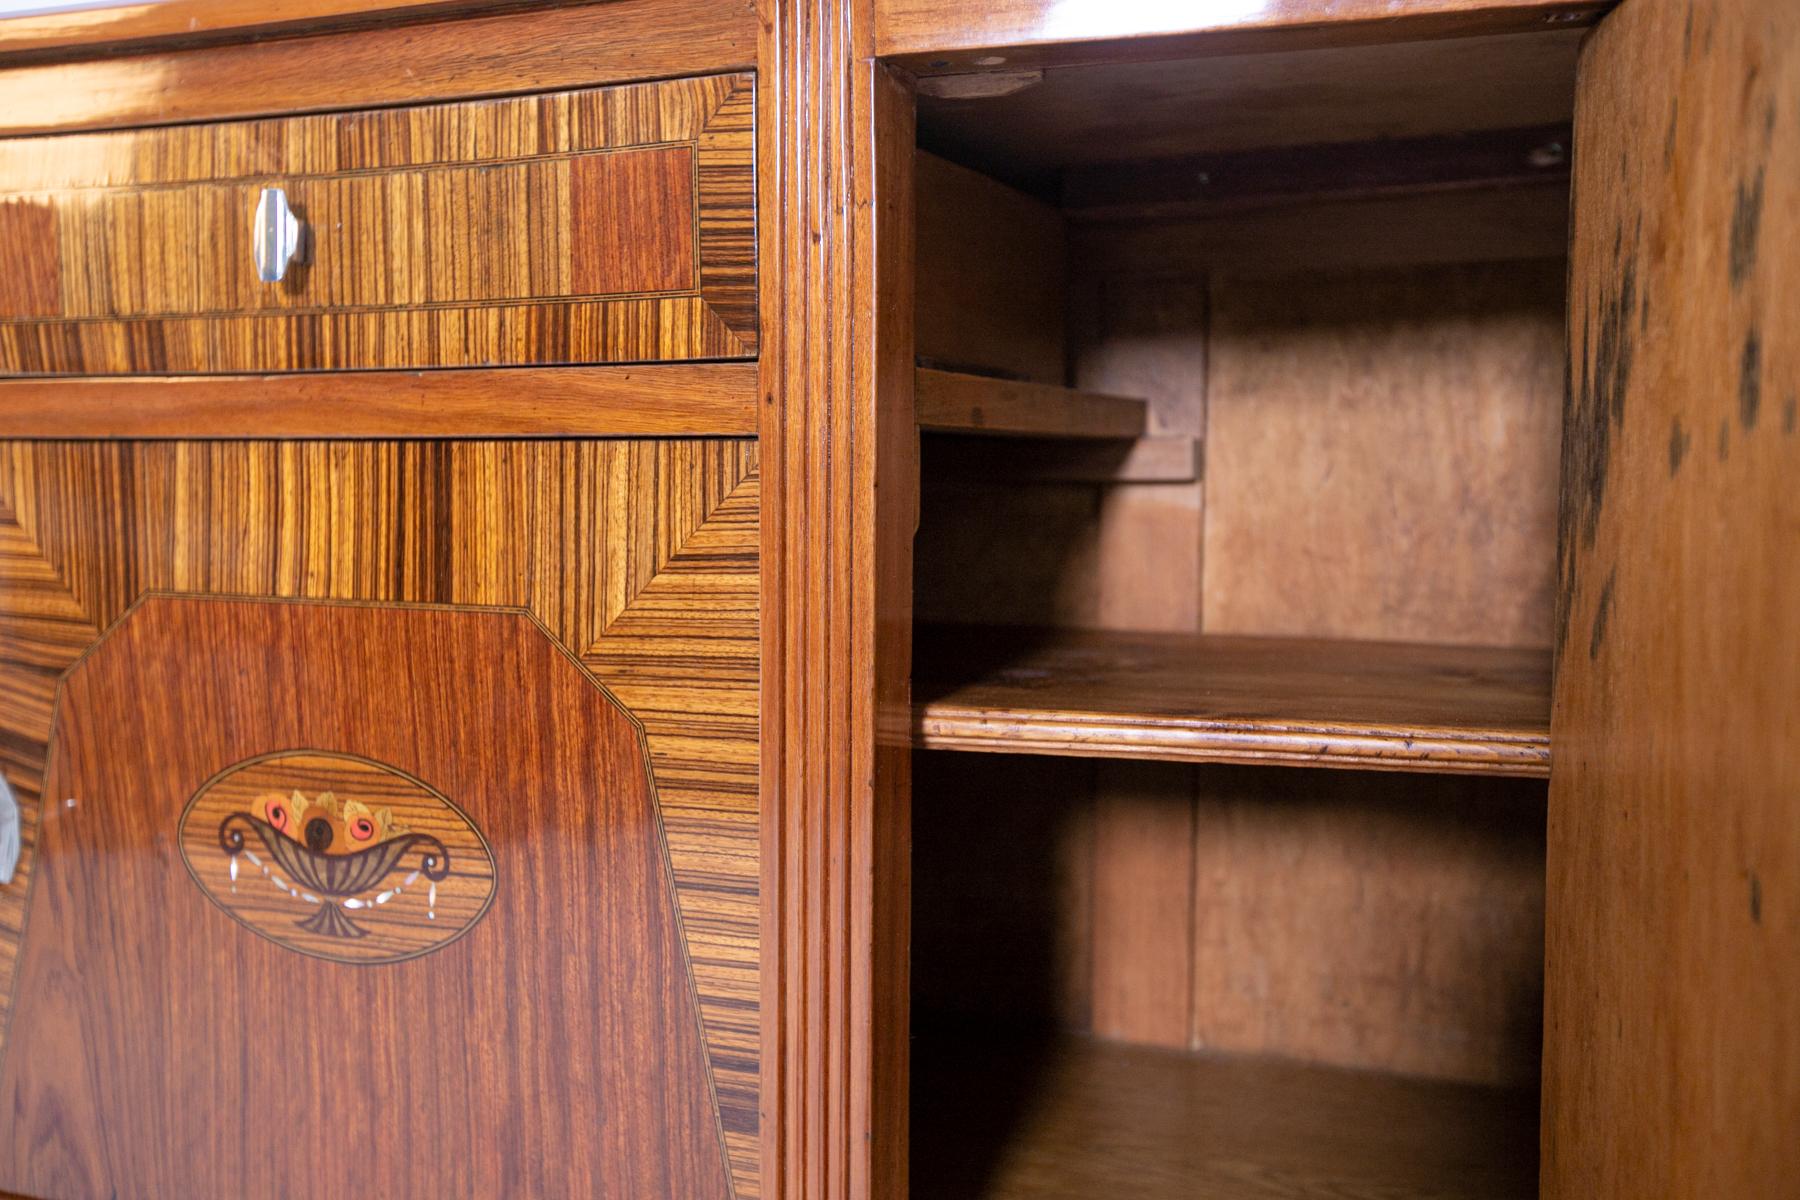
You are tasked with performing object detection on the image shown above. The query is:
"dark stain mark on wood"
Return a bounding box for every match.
[1730,167,1765,289]
[1668,418,1690,476]
[1751,873,1763,924]
[1718,419,1731,462]
[1589,567,1616,661]
[1784,394,1797,435]
[1557,235,1638,658]
[1740,329,1763,430]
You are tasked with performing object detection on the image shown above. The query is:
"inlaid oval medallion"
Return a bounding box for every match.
[179,751,496,964]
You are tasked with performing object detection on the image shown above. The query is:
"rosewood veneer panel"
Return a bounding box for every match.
[0,438,763,1196]
[0,597,732,1198]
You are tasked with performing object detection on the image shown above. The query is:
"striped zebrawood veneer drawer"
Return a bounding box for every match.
[0,73,755,374]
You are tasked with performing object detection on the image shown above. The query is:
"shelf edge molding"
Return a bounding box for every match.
[913,707,1551,776]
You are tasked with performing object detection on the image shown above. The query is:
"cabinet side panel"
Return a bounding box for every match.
[1546,1,1800,1194]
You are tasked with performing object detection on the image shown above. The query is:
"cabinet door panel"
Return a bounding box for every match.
[0,439,763,1198]
[1548,1,1799,1193]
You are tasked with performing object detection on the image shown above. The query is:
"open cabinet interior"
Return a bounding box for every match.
[907,26,1576,1199]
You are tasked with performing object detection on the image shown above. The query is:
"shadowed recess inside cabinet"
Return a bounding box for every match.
[907,28,1569,1199]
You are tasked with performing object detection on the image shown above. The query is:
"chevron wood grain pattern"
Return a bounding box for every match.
[0,0,757,135]
[0,73,757,374]
[0,437,762,1198]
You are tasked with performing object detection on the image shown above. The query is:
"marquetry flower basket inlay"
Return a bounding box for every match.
[180,751,496,964]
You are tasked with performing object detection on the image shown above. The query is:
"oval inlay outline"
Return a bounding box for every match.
[179,750,497,965]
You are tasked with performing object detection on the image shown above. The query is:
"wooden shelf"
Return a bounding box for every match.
[913,625,1551,777]
[917,368,1148,439]
[912,1032,1539,1200]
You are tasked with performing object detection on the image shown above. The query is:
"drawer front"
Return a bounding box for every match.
[0,439,762,1197]
[0,74,756,373]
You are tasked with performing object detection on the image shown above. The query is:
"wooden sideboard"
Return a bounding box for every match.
[0,0,1792,1197]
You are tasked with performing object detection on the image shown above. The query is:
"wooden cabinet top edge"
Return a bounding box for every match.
[877,0,1614,74]
[0,0,573,63]
[0,0,756,136]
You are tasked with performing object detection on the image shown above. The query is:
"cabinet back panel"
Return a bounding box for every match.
[1203,258,1564,648]
[913,752,1547,1086]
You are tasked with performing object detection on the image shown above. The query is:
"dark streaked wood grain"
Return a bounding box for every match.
[0,74,756,375]
[757,2,917,1195]
[911,1032,1539,1199]
[0,364,758,439]
[0,0,756,136]
[1,597,732,1199]
[914,625,1551,776]
[881,0,1606,73]
[915,30,1582,196]
[1545,2,1800,1196]
[0,438,763,1196]
[916,369,1145,438]
[1062,123,1572,222]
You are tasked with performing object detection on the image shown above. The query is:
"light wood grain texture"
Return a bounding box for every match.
[1088,762,1193,1045]
[0,74,756,375]
[913,625,1551,776]
[0,0,756,135]
[915,30,1582,190]
[0,365,758,437]
[911,1033,1539,1199]
[757,1,917,1194]
[1204,260,1564,648]
[0,438,763,1198]
[1,598,732,1199]
[916,152,1065,384]
[1189,766,1546,1086]
[1545,1,1800,1195]
[0,0,559,61]
[916,369,1145,439]
[1072,276,1208,632]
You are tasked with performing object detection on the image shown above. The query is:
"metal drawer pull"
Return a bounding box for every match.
[0,774,18,886]
[252,186,304,283]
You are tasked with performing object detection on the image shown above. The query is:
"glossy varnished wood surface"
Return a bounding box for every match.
[0,0,553,62]
[2,597,731,1198]
[916,369,1145,439]
[881,0,1605,72]
[0,73,755,374]
[0,438,763,1196]
[0,364,758,438]
[757,0,916,1194]
[914,626,1551,775]
[0,0,755,136]
[912,1033,1539,1199]
[1544,2,1800,1195]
